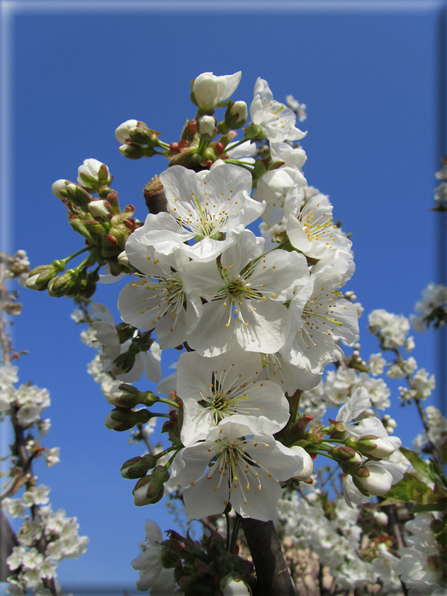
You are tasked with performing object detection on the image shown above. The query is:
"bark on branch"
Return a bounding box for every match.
[241,518,297,596]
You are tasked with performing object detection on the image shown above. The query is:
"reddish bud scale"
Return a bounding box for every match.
[106,234,118,245]
[170,143,180,154]
[213,142,225,156]
[178,140,189,151]
[187,121,197,134]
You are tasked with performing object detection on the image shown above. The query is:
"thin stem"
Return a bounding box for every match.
[392,347,444,467]
[229,513,241,554]
[225,159,254,172]
[136,423,155,455]
[225,138,250,152]
[62,246,90,265]
[157,396,179,409]
[225,510,231,551]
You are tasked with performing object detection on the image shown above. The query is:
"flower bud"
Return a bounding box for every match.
[325,419,347,439]
[115,119,138,144]
[221,577,252,595]
[226,101,248,130]
[104,407,151,432]
[133,465,169,506]
[357,436,397,459]
[198,115,217,140]
[118,143,146,159]
[118,251,129,267]
[77,270,99,299]
[26,260,66,291]
[118,384,158,408]
[64,182,92,210]
[47,269,78,297]
[88,199,112,219]
[77,159,113,192]
[52,179,70,200]
[354,463,393,496]
[330,446,363,466]
[243,123,265,141]
[192,71,242,111]
[127,123,162,147]
[373,511,389,526]
[121,454,157,479]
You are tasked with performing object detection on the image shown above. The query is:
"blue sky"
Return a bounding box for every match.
[1,1,446,592]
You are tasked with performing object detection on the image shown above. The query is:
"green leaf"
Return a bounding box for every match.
[382,472,435,505]
[400,447,436,482]
[410,502,447,513]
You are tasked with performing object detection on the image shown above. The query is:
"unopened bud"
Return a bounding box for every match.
[330,446,363,465]
[244,123,265,141]
[118,384,158,408]
[325,419,347,439]
[354,463,394,496]
[77,270,99,299]
[198,115,217,140]
[88,199,111,219]
[52,179,69,200]
[221,577,252,595]
[64,183,92,210]
[133,465,169,506]
[128,123,162,147]
[104,408,151,432]
[47,269,78,297]
[357,436,397,459]
[115,119,139,144]
[77,159,113,192]
[26,260,65,291]
[118,251,129,267]
[121,454,157,479]
[118,143,146,159]
[224,100,248,131]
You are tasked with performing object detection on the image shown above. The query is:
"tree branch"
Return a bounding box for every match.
[241,518,297,596]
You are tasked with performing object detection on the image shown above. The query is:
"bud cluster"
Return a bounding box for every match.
[26,159,141,298]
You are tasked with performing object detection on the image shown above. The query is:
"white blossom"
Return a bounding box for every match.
[368,309,410,349]
[141,163,264,262]
[184,230,308,356]
[193,71,241,110]
[250,78,306,142]
[177,347,290,446]
[284,257,359,375]
[368,353,386,376]
[286,94,307,121]
[172,418,312,521]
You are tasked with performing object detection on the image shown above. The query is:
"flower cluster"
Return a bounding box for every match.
[5,499,89,595]
[23,69,447,596]
[1,251,88,596]
[106,73,372,524]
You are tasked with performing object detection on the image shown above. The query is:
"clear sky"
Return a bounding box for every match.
[1,1,446,592]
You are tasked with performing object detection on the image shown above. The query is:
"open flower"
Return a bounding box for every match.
[172,418,312,521]
[131,521,176,594]
[138,163,264,262]
[286,194,352,260]
[118,233,202,349]
[250,78,306,143]
[177,347,290,446]
[184,230,308,356]
[91,303,162,382]
[284,257,359,374]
